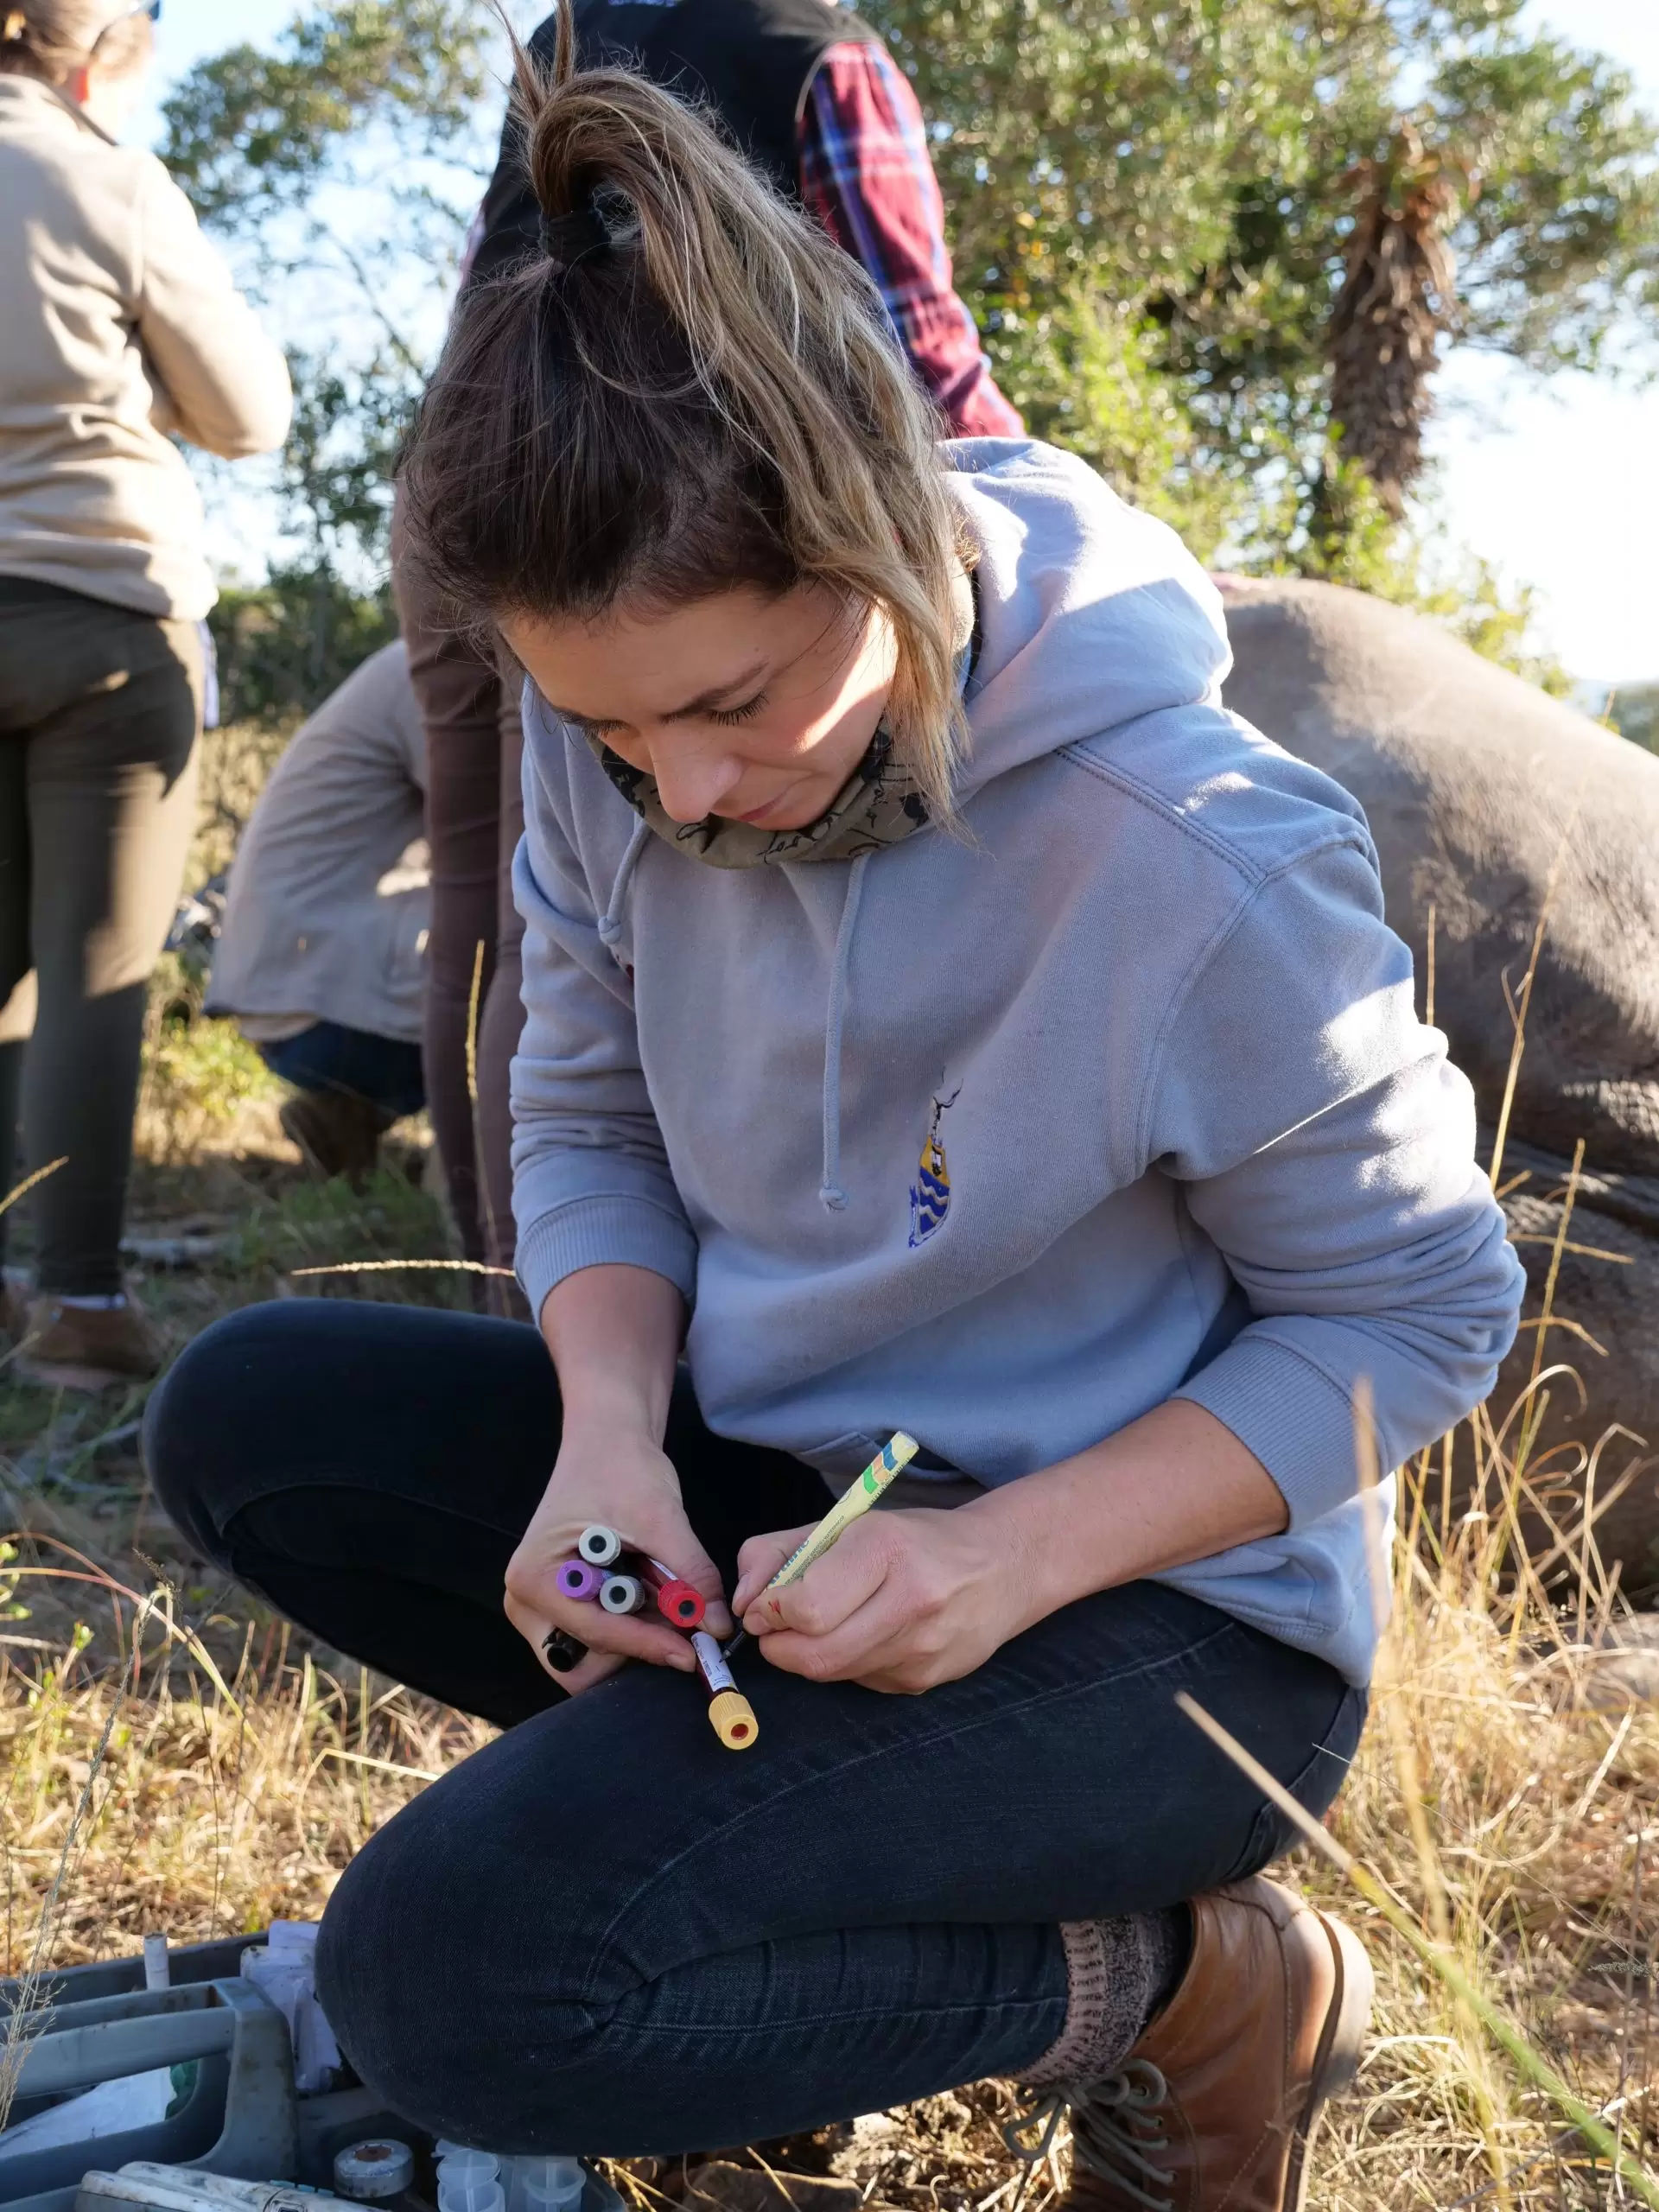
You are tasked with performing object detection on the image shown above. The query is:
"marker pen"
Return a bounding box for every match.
[543,1628,587,1673]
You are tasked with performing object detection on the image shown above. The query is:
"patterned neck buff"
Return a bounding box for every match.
[582,568,977,871]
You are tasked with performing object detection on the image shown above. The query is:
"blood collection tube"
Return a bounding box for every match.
[638,1557,705,1629]
[556,1559,605,1602]
[691,1630,758,1750]
[598,1572,646,1615]
[577,1524,623,1567]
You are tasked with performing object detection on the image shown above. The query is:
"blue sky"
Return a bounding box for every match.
[1425,3,1659,686]
[141,0,1659,682]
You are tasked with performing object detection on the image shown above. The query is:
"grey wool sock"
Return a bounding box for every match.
[1022,1909,1192,2087]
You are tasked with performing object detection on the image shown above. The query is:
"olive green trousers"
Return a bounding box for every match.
[0,576,201,1295]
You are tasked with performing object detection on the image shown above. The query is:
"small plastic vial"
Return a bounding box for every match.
[505,2158,583,2212]
[438,2178,505,2212]
[436,2152,500,2182]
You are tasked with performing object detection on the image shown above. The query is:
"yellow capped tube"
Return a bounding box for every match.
[691,1631,758,1751]
[707,1688,759,1750]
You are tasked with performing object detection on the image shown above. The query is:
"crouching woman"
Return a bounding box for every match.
[145,24,1522,2210]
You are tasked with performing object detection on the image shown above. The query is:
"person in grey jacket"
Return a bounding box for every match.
[0,0,290,1384]
[145,35,1522,2212]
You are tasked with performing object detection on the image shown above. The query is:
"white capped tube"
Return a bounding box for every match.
[598,1573,645,1615]
[576,1524,622,1567]
[143,1934,169,1991]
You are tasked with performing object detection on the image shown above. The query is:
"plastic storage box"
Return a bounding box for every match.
[0,1937,620,2212]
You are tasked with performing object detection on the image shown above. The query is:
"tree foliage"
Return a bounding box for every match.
[862,0,1659,589]
[161,0,1657,708]
[159,0,490,229]
[161,2,495,720]
[1608,685,1659,755]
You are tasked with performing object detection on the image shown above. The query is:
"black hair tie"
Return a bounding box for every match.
[539,200,609,270]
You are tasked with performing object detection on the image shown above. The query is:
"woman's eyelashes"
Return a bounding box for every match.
[577,691,767,741]
[708,690,768,728]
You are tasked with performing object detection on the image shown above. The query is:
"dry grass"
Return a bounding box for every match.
[3,728,1658,2204]
[1299,1459,1659,2209]
[0,1589,490,1979]
[5,1227,1658,2209]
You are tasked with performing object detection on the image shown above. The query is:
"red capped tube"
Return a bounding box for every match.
[638,1556,706,1630]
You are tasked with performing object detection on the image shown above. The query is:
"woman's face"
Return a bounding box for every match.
[504,584,897,833]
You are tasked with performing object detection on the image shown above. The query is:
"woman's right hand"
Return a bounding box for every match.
[503,1418,733,1694]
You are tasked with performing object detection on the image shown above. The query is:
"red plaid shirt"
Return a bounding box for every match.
[798,42,1022,440]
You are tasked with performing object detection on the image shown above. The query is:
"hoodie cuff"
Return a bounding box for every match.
[515,1196,699,1326]
[1173,1332,1366,1530]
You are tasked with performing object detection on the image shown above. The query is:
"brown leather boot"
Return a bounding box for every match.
[17,1293,165,1389]
[1042,1878,1372,2212]
[279,1088,393,1185]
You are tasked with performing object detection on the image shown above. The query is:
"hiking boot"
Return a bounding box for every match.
[280,1087,393,1185]
[1035,1878,1372,2212]
[17,1293,166,1389]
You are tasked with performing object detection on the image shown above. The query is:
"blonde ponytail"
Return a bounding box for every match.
[403,14,972,817]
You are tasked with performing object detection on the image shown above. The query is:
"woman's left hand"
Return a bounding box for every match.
[732,1506,1027,1693]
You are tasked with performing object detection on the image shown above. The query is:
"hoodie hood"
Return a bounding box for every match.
[944,439,1233,803]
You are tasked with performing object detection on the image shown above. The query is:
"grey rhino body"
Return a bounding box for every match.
[1220,579,1659,1175]
[1220,581,1659,1583]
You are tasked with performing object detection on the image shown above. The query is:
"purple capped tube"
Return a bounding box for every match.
[556,1558,605,1602]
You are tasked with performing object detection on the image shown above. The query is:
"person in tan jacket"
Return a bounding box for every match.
[206,641,430,1185]
[0,0,291,1386]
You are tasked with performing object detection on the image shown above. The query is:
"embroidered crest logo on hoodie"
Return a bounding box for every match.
[909,1090,957,1247]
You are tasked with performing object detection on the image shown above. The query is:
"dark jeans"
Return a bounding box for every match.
[0,577,202,1294]
[259,1020,427,1122]
[144,1300,1366,2158]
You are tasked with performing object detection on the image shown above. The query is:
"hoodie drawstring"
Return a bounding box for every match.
[819,851,870,1213]
[597,817,651,950]
[597,814,864,1215]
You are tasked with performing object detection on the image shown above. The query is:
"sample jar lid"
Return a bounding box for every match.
[335,2140,416,2200]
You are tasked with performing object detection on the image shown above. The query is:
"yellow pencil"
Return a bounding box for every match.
[723,1431,920,1659]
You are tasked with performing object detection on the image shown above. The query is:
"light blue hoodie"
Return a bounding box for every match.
[510,439,1523,1687]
